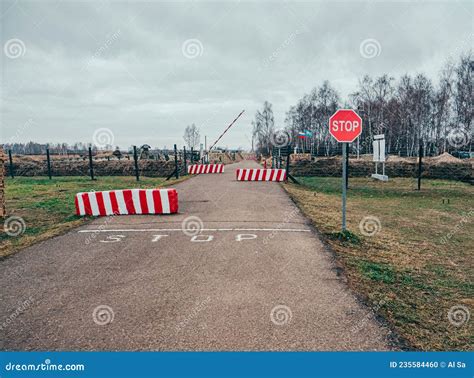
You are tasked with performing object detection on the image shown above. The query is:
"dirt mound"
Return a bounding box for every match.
[429,152,462,164]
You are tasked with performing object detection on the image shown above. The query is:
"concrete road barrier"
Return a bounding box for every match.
[236,168,286,182]
[188,164,224,174]
[75,188,178,216]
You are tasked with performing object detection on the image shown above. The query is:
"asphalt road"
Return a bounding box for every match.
[0,161,392,351]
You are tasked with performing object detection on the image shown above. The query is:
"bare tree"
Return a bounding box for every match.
[433,62,454,153]
[453,52,473,151]
[252,101,275,156]
[183,124,200,150]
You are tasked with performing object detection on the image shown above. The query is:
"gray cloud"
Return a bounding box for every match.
[1,0,472,149]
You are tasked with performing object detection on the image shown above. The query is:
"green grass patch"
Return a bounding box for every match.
[328,230,361,245]
[358,261,396,284]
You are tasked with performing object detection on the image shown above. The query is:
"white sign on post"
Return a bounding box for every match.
[373,134,385,162]
[372,134,388,181]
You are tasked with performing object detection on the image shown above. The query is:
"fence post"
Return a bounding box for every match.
[1,148,5,217]
[88,147,95,180]
[46,148,52,180]
[183,146,187,175]
[417,139,423,190]
[174,144,179,179]
[190,147,194,165]
[8,150,14,179]
[285,145,291,181]
[133,146,140,181]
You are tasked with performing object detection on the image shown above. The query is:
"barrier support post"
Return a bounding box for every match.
[46,148,52,180]
[190,147,194,164]
[88,147,95,180]
[285,144,300,184]
[133,145,139,181]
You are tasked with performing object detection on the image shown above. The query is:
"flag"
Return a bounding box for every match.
[298,130,313,139]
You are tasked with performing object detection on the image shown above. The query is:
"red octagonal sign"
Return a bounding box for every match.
[329,109,363,143]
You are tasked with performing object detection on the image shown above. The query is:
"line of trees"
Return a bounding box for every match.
[3,124,203,155]
[253,52,473,157]
[3,143,167,155]
[2,142,105,155]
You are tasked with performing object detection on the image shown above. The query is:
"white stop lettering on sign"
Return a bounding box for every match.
[331,120,360,132]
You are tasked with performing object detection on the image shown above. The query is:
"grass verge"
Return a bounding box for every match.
[284,177,473,351]
[1,176,189,258]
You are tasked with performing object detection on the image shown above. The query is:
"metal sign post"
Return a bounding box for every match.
[341,142,347,230]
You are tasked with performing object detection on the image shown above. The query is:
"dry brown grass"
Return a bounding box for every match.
[284,177,473,351]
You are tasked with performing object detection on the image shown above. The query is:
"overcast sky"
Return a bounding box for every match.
[1,0,472,150]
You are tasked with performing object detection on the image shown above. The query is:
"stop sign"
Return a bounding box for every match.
[329,109,362,142]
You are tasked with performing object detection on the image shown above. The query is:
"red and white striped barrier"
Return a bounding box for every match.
[75,189,178,216]
[188,164,224,174]
[236,169,286,182]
